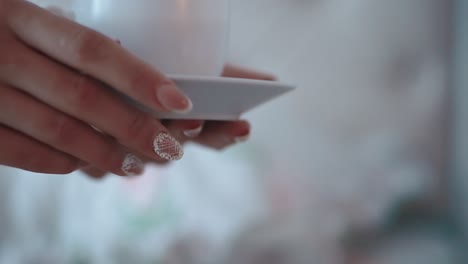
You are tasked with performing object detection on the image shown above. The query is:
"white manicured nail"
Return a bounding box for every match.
[183,125,203,138]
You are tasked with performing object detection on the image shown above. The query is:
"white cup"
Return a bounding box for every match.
[73,0,230,76]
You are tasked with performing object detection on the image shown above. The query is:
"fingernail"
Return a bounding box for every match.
[121,153,144,176]
[153,133,184,161]
[157,84,193,113]
[183,125,203,138]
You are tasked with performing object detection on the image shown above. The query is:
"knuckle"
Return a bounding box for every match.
[92,147,121,173]
[81,167,108,179]
[0,42,23,74]
[53,159,79,174]
[74,28,111,66]
[67,75,99,110]
[47,115,77,147]
[121,112,151,142]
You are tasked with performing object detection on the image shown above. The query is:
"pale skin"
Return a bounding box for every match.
[0,0,276,177]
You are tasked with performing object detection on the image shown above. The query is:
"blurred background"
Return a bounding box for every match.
[0,0,465,263]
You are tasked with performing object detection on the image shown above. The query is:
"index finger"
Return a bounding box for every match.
[6,0,192,113]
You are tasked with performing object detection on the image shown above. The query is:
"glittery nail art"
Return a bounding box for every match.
[121,153,144,176]
[153,133,184,161]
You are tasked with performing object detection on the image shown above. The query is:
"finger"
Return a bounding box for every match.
[222,64,277,81]
[82,149,149,178]
[80,166,108,179]
[133,120,205,168]
[0,39,184,163]
[6,0,192,113]
[82,119,205,173]
[0,125,80,174]
[194,120,251,150]
[0,84,143,176]
[84,119,204,173]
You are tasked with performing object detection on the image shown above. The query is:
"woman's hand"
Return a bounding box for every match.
[0,0,193,176]
[82,64,277,178]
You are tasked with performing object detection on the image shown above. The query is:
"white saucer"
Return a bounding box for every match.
[128,75,296,120]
